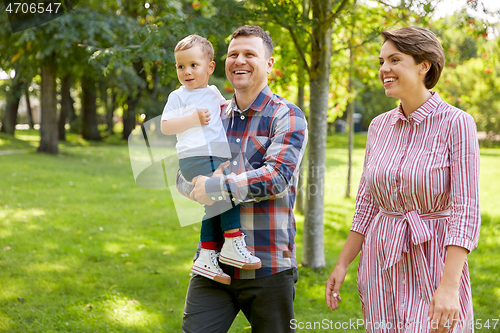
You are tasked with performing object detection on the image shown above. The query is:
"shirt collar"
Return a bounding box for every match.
[227,85,273,115]
[390,91,442,126]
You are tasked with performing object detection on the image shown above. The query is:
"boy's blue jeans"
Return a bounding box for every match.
[179,156,240,242]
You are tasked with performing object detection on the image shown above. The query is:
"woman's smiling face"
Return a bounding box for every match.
[378,40,428,99]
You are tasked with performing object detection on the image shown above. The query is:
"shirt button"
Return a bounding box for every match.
[218,196,223,201]
[232,161,237,165]
[211,197,216,201]
[402,280,406,284]
[399,208,404,213]
[236,138,241,143]
[232,198,236,202]
[240,115,245,120]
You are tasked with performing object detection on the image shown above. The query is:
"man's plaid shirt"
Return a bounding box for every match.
[177,85,308,279]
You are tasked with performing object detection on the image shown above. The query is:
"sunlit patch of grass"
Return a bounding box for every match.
[0,313,11,330]
[27,262,70,273]
[0,208,46,224]
[99,294,164,327]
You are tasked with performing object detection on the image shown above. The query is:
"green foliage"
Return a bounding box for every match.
[431,14,500,137]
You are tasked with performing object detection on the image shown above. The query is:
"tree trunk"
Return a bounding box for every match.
[302,0,332,269]
[38,55,58,154]
[295,65,306,215]
[81,73,100,140]
[346,33,355,198]
[122,60,144,140]
[99,81,113,136]
[68,92,76,124]
[108,89,116,135]
[59,73,71,141]
[1,70,24,134]
[25,86,34,129]
[151,64,159,100]
[122,95,139,140]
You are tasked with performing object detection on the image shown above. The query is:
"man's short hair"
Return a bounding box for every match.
[382,26,445,89]
[231,25,273,58]
[175,34,214,61]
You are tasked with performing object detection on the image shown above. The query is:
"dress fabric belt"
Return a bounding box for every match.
[378,208,450,304]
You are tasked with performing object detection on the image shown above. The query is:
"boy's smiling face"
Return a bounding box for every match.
[175,46,215,90]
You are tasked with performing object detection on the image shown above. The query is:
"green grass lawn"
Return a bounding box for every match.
[0,131,499,332]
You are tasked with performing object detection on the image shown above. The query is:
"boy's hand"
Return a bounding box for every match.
[195,108,211,126]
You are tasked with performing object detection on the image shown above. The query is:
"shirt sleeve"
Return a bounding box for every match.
[161,92,183,121]
[351,120,380,235]
[445,112,481,252]
[205,104,308,203]
[209,85,228,117]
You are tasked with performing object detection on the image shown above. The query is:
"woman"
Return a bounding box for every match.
[325,26,480,333]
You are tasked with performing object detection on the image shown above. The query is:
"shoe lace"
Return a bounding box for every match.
[210,252,224,273]
[234,234,253,259]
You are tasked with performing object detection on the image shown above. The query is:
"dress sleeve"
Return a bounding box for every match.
[446,112,481,252]
[351,121,380,235]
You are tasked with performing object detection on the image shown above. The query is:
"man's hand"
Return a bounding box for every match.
[212,161,230,177]
[195,108,211,126]
[189,175,214,205]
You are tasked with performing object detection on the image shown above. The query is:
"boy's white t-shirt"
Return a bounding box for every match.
[161,85,231,159]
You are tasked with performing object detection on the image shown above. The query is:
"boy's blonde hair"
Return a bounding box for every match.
[174,35,214,61]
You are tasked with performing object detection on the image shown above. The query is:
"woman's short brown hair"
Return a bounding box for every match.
[382,26,445,89]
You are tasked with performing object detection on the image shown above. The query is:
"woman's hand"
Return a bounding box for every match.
[324,231,365,311]
[325,265,347,310]
[428,284,460,333]
[428,245,467,333]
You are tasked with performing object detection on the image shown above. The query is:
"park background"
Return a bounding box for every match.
[0,0,499,331]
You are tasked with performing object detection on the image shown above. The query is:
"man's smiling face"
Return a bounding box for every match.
[225,36,274,97]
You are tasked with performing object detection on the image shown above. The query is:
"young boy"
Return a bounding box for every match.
[160,35,261,285]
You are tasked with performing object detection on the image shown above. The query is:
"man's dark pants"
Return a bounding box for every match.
[182,268,298,333]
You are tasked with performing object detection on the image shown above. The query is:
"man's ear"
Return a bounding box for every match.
[420,60,431,75]
[267,57,275,74]
[208,61,216,75]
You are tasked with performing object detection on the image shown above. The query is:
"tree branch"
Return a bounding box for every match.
[286,25,311,73]
[326,0,351,27]
[373,0,394,8]
[270,13,311,73]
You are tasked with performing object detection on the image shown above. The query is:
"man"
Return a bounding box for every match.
[178,25,308,333]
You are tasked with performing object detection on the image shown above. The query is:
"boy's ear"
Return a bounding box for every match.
[208,61,216,74]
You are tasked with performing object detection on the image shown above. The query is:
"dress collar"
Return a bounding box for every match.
[390,91,442,126]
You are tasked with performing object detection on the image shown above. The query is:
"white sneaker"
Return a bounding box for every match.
[219,234,262,270]
[191,249,231,285]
